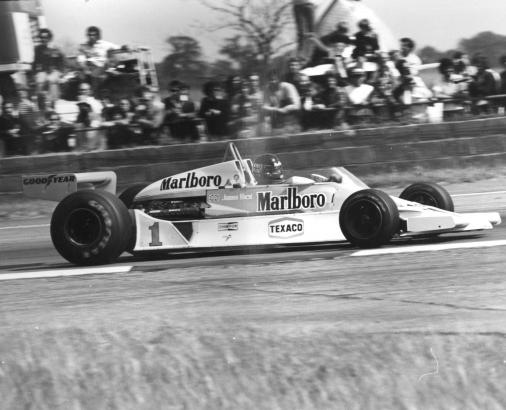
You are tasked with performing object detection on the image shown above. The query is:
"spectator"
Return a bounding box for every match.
[131,86,165,145]
[226,75,243,100]
[163,81,200,142]
[393,60,432,121]
[293,0,316,53]
[432,58,468,119]
[199,81,230,140]
[499,55,506,94]
[370,52,399,120]
[399,37,422,75]
[74,82,104,150]
[77,26,120,94]
[98,88,115,121]
[32,28,65,105]
[313,72,347,128]
[103,103,136,149]
[307,32,352,83]
[308,21,353,60]
[0,101,28,156]
[17,86,39,123]
[283,58,305,93]
[345,68,375,124]
[248,74,264,136]
[0,72,16,103]
[468,54,501,113]
[16,86,40,150]
[346,68,374,104]
[261,70,301,131]
[39,111,75,153]
[228,78,257,138]
[320,21,353,48]
[453,51,477,83]
[352,19,379,61]
[248,73,263,112]
[297,74,320,130]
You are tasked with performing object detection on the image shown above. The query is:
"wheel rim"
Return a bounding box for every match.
[409,192,438,207]
[65,208,104,246]
[347,199,383,239]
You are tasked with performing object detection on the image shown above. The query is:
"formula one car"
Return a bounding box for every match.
[23,143,501,265]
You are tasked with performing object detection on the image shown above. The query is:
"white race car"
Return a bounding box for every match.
[23,143,501,265]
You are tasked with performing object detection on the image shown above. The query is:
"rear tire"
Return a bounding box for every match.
[399,182,454,211]
[339,189,399,248]
[118,183,147,208]
[51,190,132,265]
[118,183,147,253]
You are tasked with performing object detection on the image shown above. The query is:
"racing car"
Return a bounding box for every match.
[22,143,501,266]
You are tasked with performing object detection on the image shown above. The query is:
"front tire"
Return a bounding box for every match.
[399,182,454,211]
[339,189,399,248]
[51,190,132,265]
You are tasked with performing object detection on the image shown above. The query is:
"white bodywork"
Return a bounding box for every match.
[21,144,501,253]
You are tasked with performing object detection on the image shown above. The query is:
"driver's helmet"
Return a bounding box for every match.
[253,154,284,184]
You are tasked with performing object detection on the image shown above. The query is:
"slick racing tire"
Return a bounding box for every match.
[339,189,399,248]
[118,183,147,208]
[399,182,454,212]
[118,184,147,253]
[51,190,132,265]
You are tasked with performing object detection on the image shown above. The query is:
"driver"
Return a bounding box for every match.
[252,154,284,184]
[252,154,316,185]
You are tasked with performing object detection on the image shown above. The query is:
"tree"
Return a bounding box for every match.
[207,59,237,81]
[157,36,208,83]
[418,46,448,64]
[202,0,294,69]
[459,31,506,67]
[219,35,262,75]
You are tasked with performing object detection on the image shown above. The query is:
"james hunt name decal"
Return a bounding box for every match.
[161,172,222,190]
[268,217,304,238]
[257,187,326,211]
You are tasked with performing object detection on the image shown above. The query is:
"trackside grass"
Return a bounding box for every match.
[1,325,505,410]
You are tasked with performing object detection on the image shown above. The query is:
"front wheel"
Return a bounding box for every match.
[399,182,454,211]
[339,189,399,248]
[51,190,132,265]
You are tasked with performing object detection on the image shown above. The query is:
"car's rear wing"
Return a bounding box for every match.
[22,171,117,201]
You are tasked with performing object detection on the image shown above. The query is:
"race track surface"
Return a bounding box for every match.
[1,186,506,335]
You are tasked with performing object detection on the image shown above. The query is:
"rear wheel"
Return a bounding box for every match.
[51,190,132,265]
[118,183,147,253]
[118,183,147,208]
[339,189,399,248]
[399,182,454,211]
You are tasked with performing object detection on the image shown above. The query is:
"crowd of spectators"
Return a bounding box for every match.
[2,19,506,157]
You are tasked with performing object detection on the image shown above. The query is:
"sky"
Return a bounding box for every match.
[41,0,506,62]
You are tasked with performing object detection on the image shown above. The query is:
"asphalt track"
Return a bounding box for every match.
[1,185,506,335]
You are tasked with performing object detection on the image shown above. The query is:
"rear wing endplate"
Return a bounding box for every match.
[22,171,117,201]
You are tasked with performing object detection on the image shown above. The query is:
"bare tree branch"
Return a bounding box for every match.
[201,0,294,66]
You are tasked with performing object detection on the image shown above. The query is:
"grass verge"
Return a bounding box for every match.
[0,324,505,410]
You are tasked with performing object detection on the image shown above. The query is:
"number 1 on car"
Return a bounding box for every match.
[148,222,163,246]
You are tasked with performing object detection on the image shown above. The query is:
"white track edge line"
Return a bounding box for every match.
[351,240,506,257]
[0,224,50,230]
[0,266,133,281]
[452,191,506,197]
